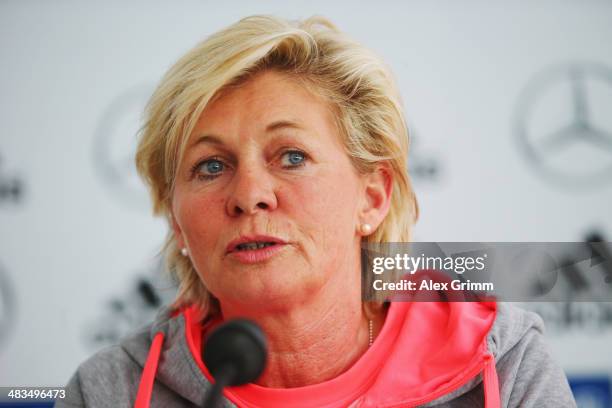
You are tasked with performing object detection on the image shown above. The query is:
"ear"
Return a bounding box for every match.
[359,163,393,233]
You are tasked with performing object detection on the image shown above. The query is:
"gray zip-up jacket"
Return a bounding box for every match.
[56,302,576,407]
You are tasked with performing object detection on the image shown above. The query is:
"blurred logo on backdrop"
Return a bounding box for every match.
[407,128,442,184]
[522,230,612,332]
[0,153,25,205]
[0,153,21,352]
[514,62,612,189]
[81,256,177,350]
[0,262,17,352]
[92,84,155,211]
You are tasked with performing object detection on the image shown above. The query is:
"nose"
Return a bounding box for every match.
[226,165,278,216]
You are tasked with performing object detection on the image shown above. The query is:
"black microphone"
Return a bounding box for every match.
[202,319,267,408]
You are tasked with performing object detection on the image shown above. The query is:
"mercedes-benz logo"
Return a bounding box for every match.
[92,84,155,210]
[514,62,612,189]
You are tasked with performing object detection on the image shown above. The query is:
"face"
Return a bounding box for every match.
[171,71,370,314]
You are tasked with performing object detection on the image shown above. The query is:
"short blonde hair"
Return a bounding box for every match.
[136,15,419,315]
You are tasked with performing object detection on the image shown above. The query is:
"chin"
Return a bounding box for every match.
[218,278,321,314]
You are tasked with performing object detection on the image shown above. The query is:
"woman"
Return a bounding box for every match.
[58,15,575,407]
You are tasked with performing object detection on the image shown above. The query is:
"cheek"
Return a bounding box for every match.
[176,194,229,293]
[283,169,361,244]
[177,194,226,253]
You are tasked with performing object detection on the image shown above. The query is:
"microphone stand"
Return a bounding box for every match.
[200,319,267,408]
[203,364,236,408]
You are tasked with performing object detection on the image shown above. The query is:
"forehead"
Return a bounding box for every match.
[189,71,339,142]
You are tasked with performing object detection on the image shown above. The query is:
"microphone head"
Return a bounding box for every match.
[203,318,267,386]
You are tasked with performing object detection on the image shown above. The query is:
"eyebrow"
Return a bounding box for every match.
[265,119,305,132]
[190,134,224,148]
[190,120,306,147]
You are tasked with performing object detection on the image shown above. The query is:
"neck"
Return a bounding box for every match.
[220,281,374,388]
[265,304,369,387]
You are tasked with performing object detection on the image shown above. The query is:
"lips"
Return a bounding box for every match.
[226,235,288,254]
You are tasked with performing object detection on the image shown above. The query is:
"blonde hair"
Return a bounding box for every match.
[136,15,419,316]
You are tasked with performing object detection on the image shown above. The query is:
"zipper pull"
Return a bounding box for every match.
[483,353,500,408]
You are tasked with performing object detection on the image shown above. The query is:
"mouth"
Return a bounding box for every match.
[226,235,288,254]
[226,235,288,264]
[234,242,279,251]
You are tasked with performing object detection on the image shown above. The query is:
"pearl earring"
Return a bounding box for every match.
[180,247,189,257]
[360,223,373,235]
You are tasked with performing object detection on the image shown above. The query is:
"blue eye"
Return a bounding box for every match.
[281,151,306,167]
[192,158,225,180]
[204,159,224,174]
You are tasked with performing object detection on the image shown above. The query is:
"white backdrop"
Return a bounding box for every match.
[1,0,611,397]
